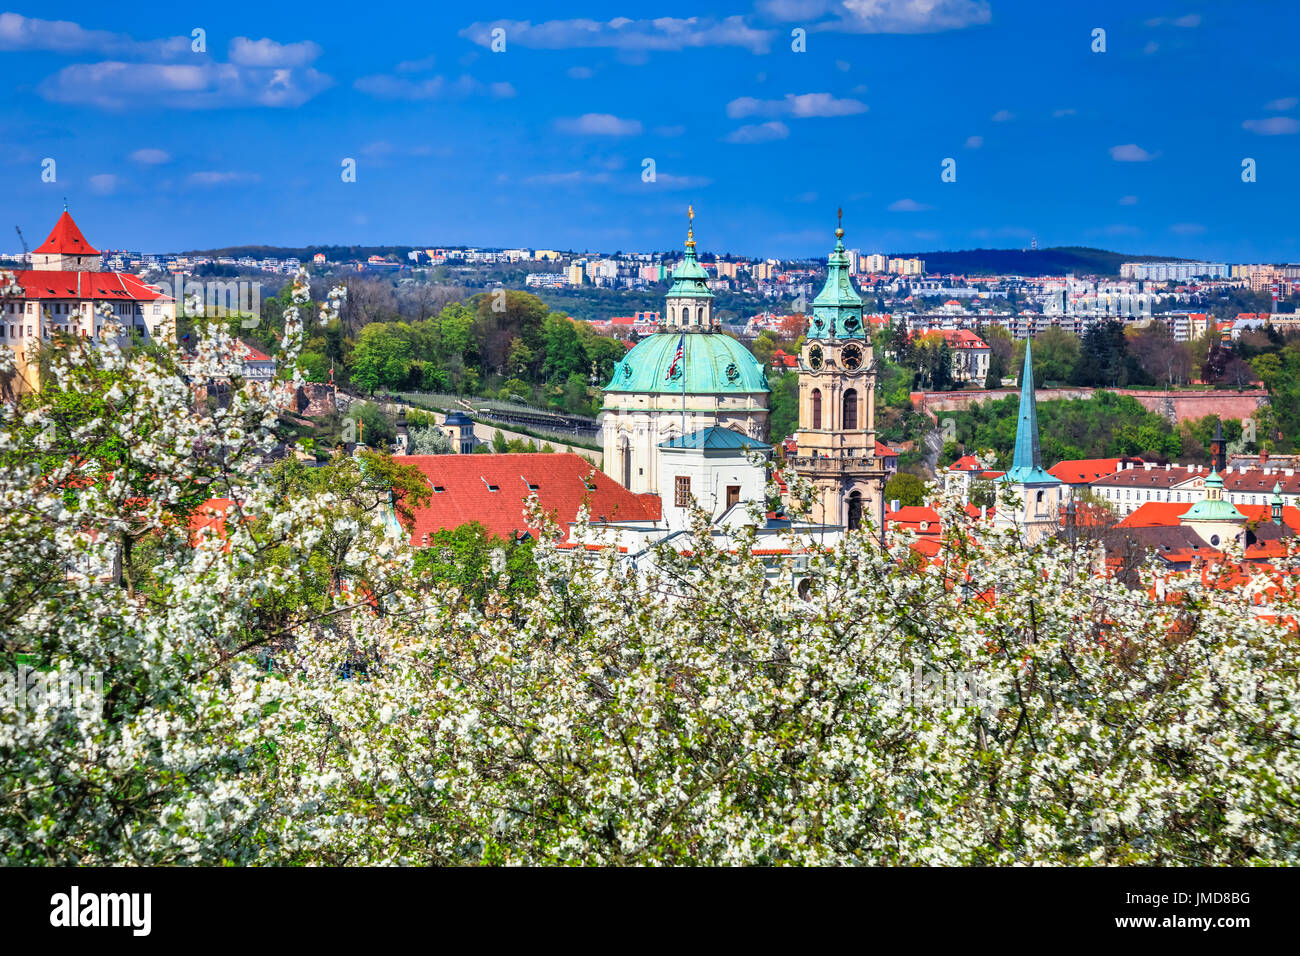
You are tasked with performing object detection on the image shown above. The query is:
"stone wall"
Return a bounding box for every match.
[913,387,1269,424]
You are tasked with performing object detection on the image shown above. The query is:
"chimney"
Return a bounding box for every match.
[1260,448,1269,468]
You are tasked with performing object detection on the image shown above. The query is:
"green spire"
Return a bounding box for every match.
[808,209,864,340]
[1001,337,1058,485]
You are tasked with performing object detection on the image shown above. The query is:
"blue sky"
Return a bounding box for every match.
[1,2,1296,262]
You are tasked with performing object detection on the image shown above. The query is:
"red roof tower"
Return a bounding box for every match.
[34,211,99,256]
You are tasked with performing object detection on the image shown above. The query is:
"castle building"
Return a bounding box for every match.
[993,339,1062,543]
[1,210,175,392]
[788,216,888,532]
[599,208,769,494]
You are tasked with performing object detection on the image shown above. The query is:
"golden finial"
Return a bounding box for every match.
[835,207,844,240]
[686,204,696,248]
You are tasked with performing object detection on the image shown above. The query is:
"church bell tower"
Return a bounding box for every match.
[790,213,888,533]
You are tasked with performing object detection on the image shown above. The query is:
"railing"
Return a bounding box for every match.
[789,455,882,474]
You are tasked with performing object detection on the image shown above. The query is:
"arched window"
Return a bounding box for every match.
[847,491,863,530]
[619,435,632,489]
[811,388,822,429]
[843,389,858,430]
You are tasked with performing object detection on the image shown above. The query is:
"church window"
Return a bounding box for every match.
[843,389,858,430]
[674,476,691,507]
[811,389,822,429]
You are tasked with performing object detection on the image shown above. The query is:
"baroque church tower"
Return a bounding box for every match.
[790,214,888,532]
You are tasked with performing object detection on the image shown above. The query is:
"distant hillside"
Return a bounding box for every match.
[178,244,423,261]
[897,246,1197,277]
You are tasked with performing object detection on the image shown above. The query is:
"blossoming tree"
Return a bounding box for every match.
[1,274,1297,864]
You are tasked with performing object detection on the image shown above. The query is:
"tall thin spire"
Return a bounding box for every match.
[1000,337,1057,485]
[1012,338,1041,473]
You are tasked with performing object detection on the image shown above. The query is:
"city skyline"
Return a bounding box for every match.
[1,2,1296,260]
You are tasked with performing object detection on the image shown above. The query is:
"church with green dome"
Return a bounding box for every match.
[599,208,770,494]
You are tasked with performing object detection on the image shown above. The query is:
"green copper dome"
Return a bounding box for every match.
[1183,470,1245,523]
[605,332,769,395]
[808,219,866,340]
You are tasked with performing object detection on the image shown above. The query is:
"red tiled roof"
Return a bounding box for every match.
[1049,457,1142,484]
[33,211,99,256]
[1238,504,1300,533]
[940,329,987,349]
[1118,500,1300,533]
[239,341,273,362]
[1117,502,1190,528]
[12,270,169,301]
[875,441,897,458]
[885,505,942,533]
[402,453,662,544]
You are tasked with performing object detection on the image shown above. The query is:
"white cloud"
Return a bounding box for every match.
[835,59,851,71]
[227,37,322,67]
[724,121,790,144]
[655,125,686,137]
[40,61,334,109]
[1265,97,1298,111]
[1170,222,1206,235]
[0,12,189,58]
[1119,195,1139,205]
[964,135,982,149]
[653,173,714,190]
[461,17,774,54]
[7,15,331,109]
[1053,108,1076,117]
[727,92,867,119]
[566,66,594,79]
[888,198,933,212]
[1146,14,1201,28]
[129,148,171,164]
[355,72,514,101]
[1109,143,1156,162]
[756,0,992,34]
[186,171,260,186]
[555,113,643,136]
[990,109,1013,122]
[88,173,118,194]
[1243,117,1299,135]
[395,54,437,74]
[523,170,612,185]
[1143,41,1159,55]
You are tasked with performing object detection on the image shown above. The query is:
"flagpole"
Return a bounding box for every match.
[681,332,687,440]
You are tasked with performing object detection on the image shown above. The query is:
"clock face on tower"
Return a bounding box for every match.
[808,344,824,370]
[842,343,864,371]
